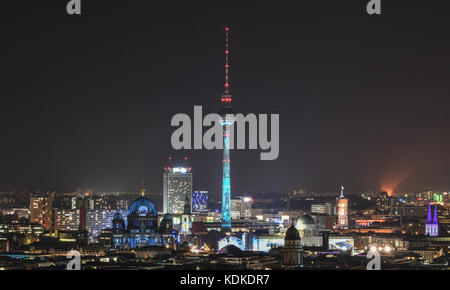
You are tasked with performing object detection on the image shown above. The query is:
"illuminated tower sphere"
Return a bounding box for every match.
[336,185,348,229]
[219,26,234,231]
[425,201,439,237]
[282,223,303,269]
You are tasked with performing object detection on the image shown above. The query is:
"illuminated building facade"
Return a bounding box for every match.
[0,216,44,235]
[220,26,233,231]
[218,235,245,251]
[231,197,253,219]
[112,189,175,249]
[30,195,53,230]
[86,209,128,241]
[163,166,193,214]
[425,201,439,237]
[53,209,80,231]
[433,193,443,203]
[311,203,332,215]
[231,199,241,219]
[376,191,400,215]
[192,191,208,213]
[251,235,285,252]
[336,186,348,229]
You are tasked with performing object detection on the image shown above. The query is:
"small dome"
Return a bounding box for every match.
[129,197,157,216]
[285,224,301,240]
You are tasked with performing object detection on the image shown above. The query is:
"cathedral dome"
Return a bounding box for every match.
[285,224,301,240]
[295,214,316,230]
[129,197,157,217]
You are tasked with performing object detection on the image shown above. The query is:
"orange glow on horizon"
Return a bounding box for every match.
[380,171,410,196]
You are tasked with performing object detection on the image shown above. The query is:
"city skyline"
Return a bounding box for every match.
[2,0,450,275]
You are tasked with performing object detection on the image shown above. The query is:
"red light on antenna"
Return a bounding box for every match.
[225,27,229,31]
[169,156,172,160]
[225,50,229,54]
[184,157,188,160]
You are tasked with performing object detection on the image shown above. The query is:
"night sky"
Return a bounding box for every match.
[1,0,450,197]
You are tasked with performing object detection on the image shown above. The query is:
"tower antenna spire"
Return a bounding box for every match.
[224,26,231,95]
[220,26,234,233]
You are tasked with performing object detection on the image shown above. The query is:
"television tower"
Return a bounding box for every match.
[220,26,234,231]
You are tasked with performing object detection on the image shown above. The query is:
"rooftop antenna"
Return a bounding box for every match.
[168,156,173,171]
[224,26,230,95]
[221,26,232,105]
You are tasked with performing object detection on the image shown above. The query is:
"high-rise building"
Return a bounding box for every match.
[376,191,400,215]
[231,197,253,219]
[425,201,439,237]
[231,199,241,219]
[192,191,208,213]
[30,195,53,230]
[86,209,128,241]
[53,209,80,231]
[220,26,234,231]
[163,166,193,214]
[336,186,348,229]
[311,203,332,215]
[79,198,87,231]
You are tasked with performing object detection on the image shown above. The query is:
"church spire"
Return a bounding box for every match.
[339,185,345,199]
[183,192,191,215]
[427,200,432,224]
[433,204,438,224]
[140,181,146,197]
